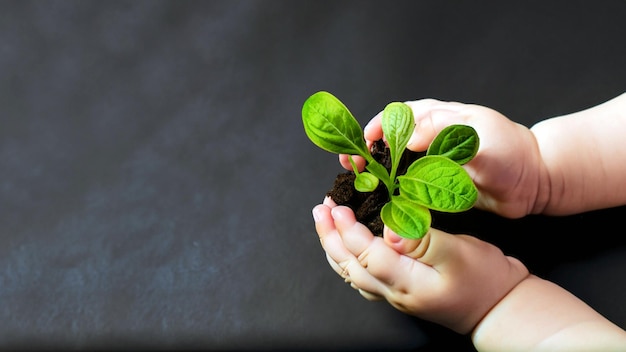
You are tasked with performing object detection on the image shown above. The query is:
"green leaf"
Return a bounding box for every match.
[302,91,370,158]
[365,160,391,189]
[354,172,379,192]
[398,155,477,212]
[381,102,414,179]
[380,196,431,239]
[427,124,479,165]
[365,160,394,198]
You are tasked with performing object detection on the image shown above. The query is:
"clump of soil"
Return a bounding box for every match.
[325,140,424,236]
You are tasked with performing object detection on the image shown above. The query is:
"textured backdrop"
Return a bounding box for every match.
[1,1,625,350]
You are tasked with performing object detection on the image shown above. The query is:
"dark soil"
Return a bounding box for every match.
[326,140,424,236]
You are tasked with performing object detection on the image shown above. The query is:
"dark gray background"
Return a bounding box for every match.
[1,1,625,351]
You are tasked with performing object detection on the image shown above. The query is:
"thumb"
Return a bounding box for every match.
[403,100,471,151]
[383,225,430,259]
[383,225,463,268]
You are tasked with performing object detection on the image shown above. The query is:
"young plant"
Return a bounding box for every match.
[302,91,479,239]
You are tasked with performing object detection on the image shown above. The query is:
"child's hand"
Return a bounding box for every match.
[312,197,529,334]
[340,99,549,218]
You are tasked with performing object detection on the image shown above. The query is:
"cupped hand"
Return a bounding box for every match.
[339,99,549,218]
[312,198,529,334]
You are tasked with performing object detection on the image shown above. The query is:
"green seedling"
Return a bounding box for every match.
[302,91,479,239]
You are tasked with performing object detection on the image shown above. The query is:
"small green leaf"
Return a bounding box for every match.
[381,102,414,179]
[398,155,477,212]
[366,160,395,198]
[354,172,379,192]
[302,91,370,158]
[380,196,431,239]
[365,160,391,189]
[427,124,479,165]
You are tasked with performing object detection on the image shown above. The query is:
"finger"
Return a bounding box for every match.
[358,289,384,301]
[403,100,471,151]
[313,204,335,245]
[325,252,353,283]
[338,154,366,171]
[328,253,383,301]
[315,205,385,295]
[384,225,526,283]
[322,196,337,207]
[382,225,425,258]
[329,206,435,296]
[314,204,358,270]
[338,136,376,171]
[315,205,356,282]
[330,206,376,260]
[363,99,444,146]
[318,217,367,281]
[409,227,458,268]
[414,227,498,274]
[325,253,378,293]
[363,112,383,142]
[329,206,392,295]
[364,231,439,293]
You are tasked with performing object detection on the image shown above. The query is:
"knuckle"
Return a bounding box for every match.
[356,248,370,269]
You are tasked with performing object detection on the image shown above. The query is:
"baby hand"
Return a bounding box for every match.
[340,99,548,218]
[312,198,529,333]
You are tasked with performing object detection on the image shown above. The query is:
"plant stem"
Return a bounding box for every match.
[363,156,395,199]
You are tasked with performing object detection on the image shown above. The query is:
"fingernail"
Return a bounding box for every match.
[384,227,402,243]
[330,207,343,220]
[388,233,402,243]
[312,207,321,222]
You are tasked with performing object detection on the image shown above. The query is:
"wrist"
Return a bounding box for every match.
[470,274,536,350]
[471,274,626,351]
[528,93,626,215]
[528,123,556,215]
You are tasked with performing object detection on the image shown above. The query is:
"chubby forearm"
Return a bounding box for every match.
[472,275,626,351]
[531,92,626,215]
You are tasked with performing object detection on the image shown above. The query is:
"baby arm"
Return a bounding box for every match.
[531,92,626,214]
